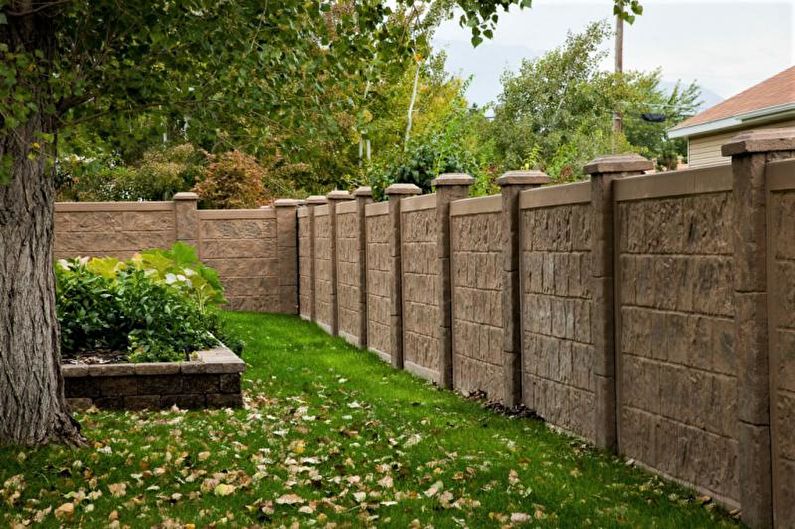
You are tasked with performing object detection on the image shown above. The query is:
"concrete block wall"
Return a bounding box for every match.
[55,202,177,260]
[400,194,442,382]
[450,195,504,398]
[519,183,595,440]
[298,207,312,320]
[614,169,739,506]
[364,202,393,362]
[198,209,279,312]
[56,129,795,529]
[313,205,333,334]
[54,194,298,314]
[766,157,795,529]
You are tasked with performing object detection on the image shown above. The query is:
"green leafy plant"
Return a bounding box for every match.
[55,245,239,363]
[194,150,270,209]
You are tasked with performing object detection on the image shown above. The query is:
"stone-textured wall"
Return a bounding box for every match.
[314,208,333,333]
[616,192,738,505]
[521,203,595,439]
[63,346,245,410]
[365,209,393,361]
[450,209,503,397]
[54,200,296,315]
[336,209,362,345]
[198,210,278,312]
[771,189,795,527]
[401,201,440,381]
[298,210,312,319]
[55,203,176,260]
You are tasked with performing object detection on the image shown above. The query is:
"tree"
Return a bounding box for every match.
[0,0,636,446]
[488,20,699,179]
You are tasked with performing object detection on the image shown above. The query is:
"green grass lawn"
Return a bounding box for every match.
[1,312,742,529]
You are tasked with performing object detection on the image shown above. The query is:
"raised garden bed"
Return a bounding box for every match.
[63,345,245,411]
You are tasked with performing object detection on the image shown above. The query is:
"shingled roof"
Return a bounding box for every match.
[670,66,795,137]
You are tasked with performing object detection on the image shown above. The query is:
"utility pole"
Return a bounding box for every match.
[613,10,624,136]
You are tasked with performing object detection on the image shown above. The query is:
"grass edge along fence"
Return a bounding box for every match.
[54,128,795,529]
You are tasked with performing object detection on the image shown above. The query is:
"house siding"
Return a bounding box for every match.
[687,118,795,168]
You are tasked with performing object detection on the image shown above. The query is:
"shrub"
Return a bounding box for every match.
[194,150,269,209]
[55,243,240,363]
[56,143,207,201]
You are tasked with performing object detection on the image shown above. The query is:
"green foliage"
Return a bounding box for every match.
[362,54,497,198]
[55,243,237,362]
[488,21,700,179]
[194,150,269,209]
[57,144,207,201]
[132,242,227,313]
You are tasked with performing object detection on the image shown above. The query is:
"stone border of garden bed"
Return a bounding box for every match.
[63,345,245,411]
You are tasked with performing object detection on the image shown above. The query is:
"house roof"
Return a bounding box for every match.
[669,66,795,138]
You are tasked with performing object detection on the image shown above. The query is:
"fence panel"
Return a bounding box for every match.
[450,195,504,397]
[613,165,739,507]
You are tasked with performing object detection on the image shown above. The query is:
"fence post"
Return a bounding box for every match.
[173,192,199,249]
[274,199,301,315]
[386,183,421,369]
[583,154,652,452]
[327,190,355,336]
[496,170,551,406]
[722,129,795,529]
[305,195,328,323]
[353,186,374,348]
[432,173,475,390]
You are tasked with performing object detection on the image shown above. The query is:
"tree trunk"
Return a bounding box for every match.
[0,4,84,446]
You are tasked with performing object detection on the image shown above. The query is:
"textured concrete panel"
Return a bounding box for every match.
[401,208,441,381]
[198,215,279,313]
[314,214,333,330]
[616,191,739,506]
[451,212,504,398]
[366,213,392,359]
[771,189,795,529]
[521,203,595,440]
[336,211,362,345]
[298,213,312,319]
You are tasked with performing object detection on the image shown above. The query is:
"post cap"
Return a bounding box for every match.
[274,198,302,207]
[496,170,551,187]
[583,153,653,175]
[722,128,795,157]
[431,173,475,187]
[385,183,422,196]
[326,189,354,201]
[305,195,328,205]
[353,186,373,197]
[173,192,199,201]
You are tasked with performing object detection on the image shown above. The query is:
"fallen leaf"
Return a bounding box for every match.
[108,482,127,497]
[214,484,236,496]
[276,493,305,505]
[54,502,75,521]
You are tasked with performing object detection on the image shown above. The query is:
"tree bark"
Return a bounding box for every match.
[0,4,84,446]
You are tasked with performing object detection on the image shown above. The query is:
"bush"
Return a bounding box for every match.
[56,143,207,201]
[56,243,241,363]
[194,150,269,209]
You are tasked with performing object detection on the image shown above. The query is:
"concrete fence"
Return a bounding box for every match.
[53,128,795,529]
[54,195,300,314]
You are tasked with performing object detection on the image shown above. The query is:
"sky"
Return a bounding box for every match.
[432,0,795,109]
